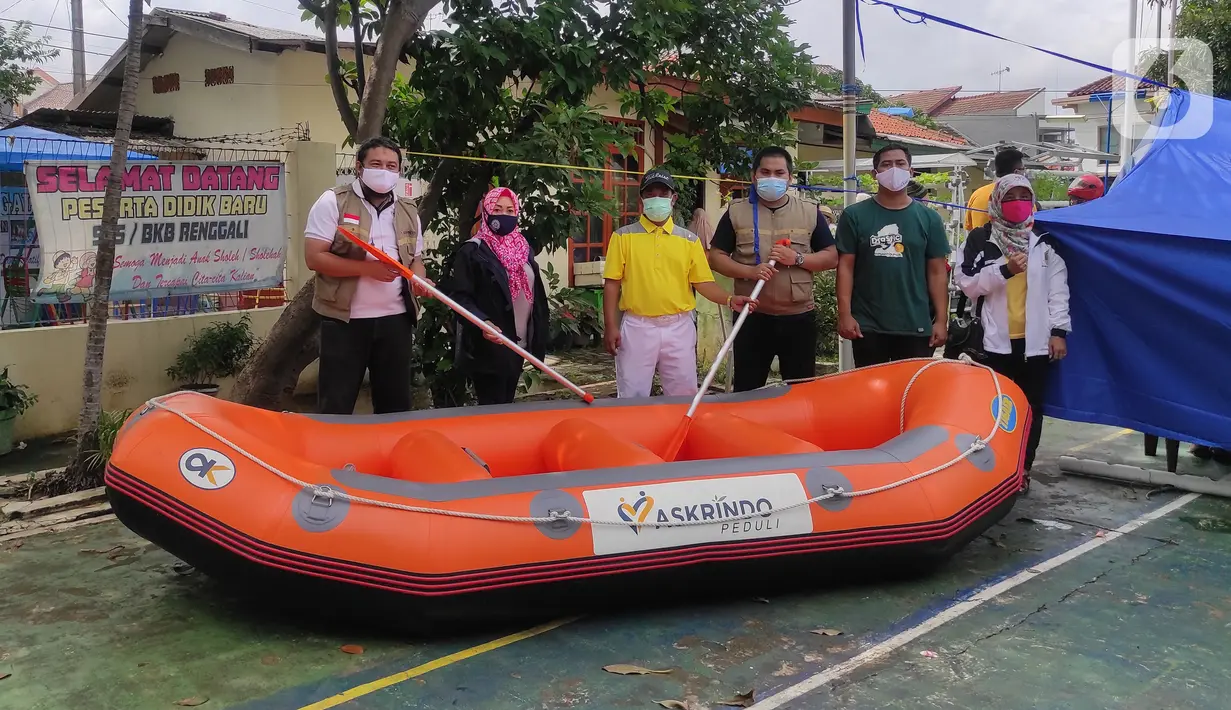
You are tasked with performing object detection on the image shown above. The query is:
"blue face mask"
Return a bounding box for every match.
[642,197,674,222]
[755,177,789,202]
[486,213,518,236]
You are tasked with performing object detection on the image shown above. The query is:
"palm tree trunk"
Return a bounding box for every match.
[61,0,145,490]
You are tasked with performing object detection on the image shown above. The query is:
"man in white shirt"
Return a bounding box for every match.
[303,136,431,415]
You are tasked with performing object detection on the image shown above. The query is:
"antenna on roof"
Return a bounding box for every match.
[991,66,1011,92]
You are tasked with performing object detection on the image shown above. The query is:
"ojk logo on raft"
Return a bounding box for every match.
[178,448,236,490]
[584,473,813,556]
[991,394,1018,433]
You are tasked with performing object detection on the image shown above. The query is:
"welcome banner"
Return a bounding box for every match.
[25,160,287,302]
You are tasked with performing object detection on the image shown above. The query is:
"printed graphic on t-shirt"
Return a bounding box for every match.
[870,223,905,258]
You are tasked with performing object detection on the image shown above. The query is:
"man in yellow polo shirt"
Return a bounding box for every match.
[965,148,1025,231]
[603,168,757,398]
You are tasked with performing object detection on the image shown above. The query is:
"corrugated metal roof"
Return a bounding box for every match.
[158,9,318,43]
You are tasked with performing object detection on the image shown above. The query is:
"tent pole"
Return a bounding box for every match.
[1167,0,1178,84]
[839,0,857,373]
[1119,0,1139,174]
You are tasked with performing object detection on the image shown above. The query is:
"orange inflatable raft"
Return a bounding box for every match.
[105,358,1029,619]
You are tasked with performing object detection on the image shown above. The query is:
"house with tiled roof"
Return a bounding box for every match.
[886,85,1052,148]
[1048,74,1161,177]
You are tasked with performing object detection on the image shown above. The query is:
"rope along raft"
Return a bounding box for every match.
[142,355,1004,529]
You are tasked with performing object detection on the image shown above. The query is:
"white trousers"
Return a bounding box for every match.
[615,312,698,398]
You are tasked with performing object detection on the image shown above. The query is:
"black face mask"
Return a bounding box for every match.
[487,214,518,236]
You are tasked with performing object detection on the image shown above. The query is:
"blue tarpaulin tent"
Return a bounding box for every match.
[1035,90,1231,449]
[0,125,156,171]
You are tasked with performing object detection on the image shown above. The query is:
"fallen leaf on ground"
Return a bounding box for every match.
[719,689,755,707]
[654,701,689,709]
[752,597,770,604]
[0,673,10,681]
[11,542,21,548]
[810,628,843,636]
[260,655,280,666]
[1095,530,1106,538]
[509,672,521,679]
[340,645,364,655]
[173,697,209,706]
[601,664,671,675]
[920,650,938,658]
[81,545,123,555]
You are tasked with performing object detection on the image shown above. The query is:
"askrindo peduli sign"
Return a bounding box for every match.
[25,161,288,303]
[582,473,814,556]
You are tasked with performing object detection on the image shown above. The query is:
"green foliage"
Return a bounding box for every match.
[82,409,132,472]
[367,0,818,399]
[0,22,59,107]
[813,272,838,360]
[1027,171,1072,202]
[0,366,36,416]
[540,263,603,349]
[1164,0,1231,98]
[166,315,258,385]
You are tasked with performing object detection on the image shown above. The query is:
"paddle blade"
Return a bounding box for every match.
[661,416,692,463]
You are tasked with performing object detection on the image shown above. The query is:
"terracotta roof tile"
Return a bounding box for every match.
[885,87,961,115]
[24,84,75,112]
[869,111,969,146]
[933,89,1042,115]
[1068,75,1117,96]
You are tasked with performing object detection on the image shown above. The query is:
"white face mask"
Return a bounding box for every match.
[360,167,399,194]
[876,166,911,193]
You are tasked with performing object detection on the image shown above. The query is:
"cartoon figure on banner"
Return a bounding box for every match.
[74,251,95,293]
[42,252,75,288]
[41,251,96,299]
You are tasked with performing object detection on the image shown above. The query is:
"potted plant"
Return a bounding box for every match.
[166,314,257,396]
[0,366,37,456]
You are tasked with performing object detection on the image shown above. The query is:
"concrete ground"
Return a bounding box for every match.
[2,419,1229,710]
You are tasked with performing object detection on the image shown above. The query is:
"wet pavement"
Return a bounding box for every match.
[1,420,1229,709]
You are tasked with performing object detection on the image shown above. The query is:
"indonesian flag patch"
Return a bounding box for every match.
[341,213,360,226]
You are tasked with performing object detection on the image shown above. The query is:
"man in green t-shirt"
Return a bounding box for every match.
[835,143,951,367]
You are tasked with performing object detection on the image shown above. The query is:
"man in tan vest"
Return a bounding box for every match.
[708,146,838,391]
[304,136,431,415]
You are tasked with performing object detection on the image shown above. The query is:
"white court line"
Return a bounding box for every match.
[748,492,1201,710]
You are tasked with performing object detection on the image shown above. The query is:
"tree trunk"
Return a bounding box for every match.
[354,0,440,140]
[60,0,144,491]
[230,284,321,410]
[230,0,441,411]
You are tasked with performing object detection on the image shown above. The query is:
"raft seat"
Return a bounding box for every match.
[387,429,493,484]
[541,418,665,473]
[683,411,823,461]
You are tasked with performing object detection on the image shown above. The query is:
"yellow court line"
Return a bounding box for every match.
[298,615,582,710]
[1066,427,1135,454]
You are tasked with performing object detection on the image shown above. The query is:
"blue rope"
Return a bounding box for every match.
[860,0,1170,89]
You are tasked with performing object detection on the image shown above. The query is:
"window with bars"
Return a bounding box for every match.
[567,125,646,284]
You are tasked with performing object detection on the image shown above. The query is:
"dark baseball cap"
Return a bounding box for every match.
[640,168,677,194]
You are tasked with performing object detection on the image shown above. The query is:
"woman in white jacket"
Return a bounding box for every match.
[956,173,1070,492]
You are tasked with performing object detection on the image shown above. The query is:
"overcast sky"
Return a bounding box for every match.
[9,0,1169,105]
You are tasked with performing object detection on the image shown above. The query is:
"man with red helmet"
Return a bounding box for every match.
[1067,174,1105,205]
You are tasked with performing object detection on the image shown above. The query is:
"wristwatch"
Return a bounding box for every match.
[794,252,805,267]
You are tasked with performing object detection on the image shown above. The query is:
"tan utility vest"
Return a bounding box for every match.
[727,197,819,316]
[310,184,421,322]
